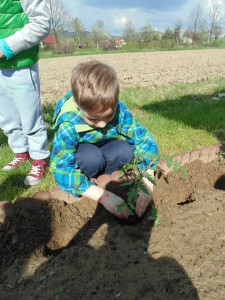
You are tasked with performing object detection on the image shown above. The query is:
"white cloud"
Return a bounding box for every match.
[114,17,128,27]
[63,0,225,35]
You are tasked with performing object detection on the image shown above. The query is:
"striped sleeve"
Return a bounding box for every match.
[50,122,94,197]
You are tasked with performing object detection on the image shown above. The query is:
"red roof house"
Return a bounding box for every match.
[42,33,55,46]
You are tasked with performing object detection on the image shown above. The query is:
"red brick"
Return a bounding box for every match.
[208,145,220,162]
[190,149,201,162]
[173,154,182,165]
[181,151,191,165]
[199,147,209,163]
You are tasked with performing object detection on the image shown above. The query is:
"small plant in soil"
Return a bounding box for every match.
[55,287,64,300]
[117,154,187,225]
[164,154,188,181]
[117,155,158,225]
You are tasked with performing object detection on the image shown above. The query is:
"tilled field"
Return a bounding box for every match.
[39,49,225,103]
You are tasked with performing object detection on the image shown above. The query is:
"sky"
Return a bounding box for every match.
[63,0,225,36]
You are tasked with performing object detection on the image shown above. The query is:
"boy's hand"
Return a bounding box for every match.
[135,168,155,217]
[98,192,129,219]
[83,185,128,219]
[135,190,153,217]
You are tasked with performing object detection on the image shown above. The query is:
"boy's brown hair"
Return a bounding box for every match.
[71,61,119,114]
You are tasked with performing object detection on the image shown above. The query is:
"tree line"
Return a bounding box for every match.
[46,0,225,53]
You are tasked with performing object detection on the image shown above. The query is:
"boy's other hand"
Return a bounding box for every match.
[98,192,129,219]
[83,186,128,219]
[135,190,153,217]
[136,168,155,217]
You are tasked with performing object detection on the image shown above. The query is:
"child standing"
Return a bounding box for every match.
[0,0,50,185]
[50,61,158,218]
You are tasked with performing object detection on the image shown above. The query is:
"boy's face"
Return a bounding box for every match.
[80,107,115,128]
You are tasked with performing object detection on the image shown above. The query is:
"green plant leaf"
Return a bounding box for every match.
[151,206,158,218]
[128,202,136,212]
[173,160,180,173]
[127,207,134,215]
[127,187,138,203]
[148,206,160,226]
[181,166,188,181]
[165,155,173,168]
[125,164,140,170]
[137,181,149,195]
[117,203,127,212]
[143,172,156,185]
[119,181,134,187]
[119,169,125,177]
[154,216,160,226]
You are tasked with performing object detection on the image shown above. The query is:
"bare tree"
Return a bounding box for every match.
[140,24,155,43]
[46,0,70,43]
[186,3,205,44]
[71,17,85,47]
[90,20,109,48]
[174,19,183,46]
[123,21,138,43]
[207,4,224,43]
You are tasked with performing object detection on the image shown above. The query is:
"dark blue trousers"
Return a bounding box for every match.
[75,139,134,178]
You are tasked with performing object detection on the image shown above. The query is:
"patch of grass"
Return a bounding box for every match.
[0,77,225,202]
[39,46,221,59]
[121,77,225,155]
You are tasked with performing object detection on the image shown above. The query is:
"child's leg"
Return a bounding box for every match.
[0,69,29,153]
[75,143,105,177]
[0,65,49,160]
[100,139,134,174]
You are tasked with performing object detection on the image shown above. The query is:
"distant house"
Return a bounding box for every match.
[115,38,126,48]
[41,33,55,47]
[183,37,192,44]
[78,42,87,49]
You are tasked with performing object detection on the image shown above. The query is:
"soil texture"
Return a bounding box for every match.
[0,159,225,300]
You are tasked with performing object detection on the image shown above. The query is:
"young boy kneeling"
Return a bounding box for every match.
[50,61,158,219]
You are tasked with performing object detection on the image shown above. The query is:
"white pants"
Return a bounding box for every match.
[0,64,49,160]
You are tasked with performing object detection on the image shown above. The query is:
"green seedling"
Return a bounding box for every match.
[147,205,160,225]
[117,154,188,225]
[116,274,125,282]
[164,154,188,181]
[55,287,64,300]
[117,156,156,216]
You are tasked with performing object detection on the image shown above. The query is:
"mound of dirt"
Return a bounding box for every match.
[0,159,225,300]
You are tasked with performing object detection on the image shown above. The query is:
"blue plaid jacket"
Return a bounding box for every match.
[50,91,158,198]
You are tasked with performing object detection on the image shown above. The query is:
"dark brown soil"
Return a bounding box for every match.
[0,159,225,300]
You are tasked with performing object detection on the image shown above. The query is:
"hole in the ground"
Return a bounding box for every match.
[214,175,225,190]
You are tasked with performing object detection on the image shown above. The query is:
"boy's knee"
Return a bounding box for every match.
[109,140,134,164]
[76,144,105,177]
[118,143,134,163]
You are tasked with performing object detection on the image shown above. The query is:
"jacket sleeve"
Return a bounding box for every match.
[119,101,158,170]
[5,0,51,55]
[50,122,94,198]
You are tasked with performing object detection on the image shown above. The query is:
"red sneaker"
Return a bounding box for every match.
[2,152,30,171]
[24,159,47,186]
